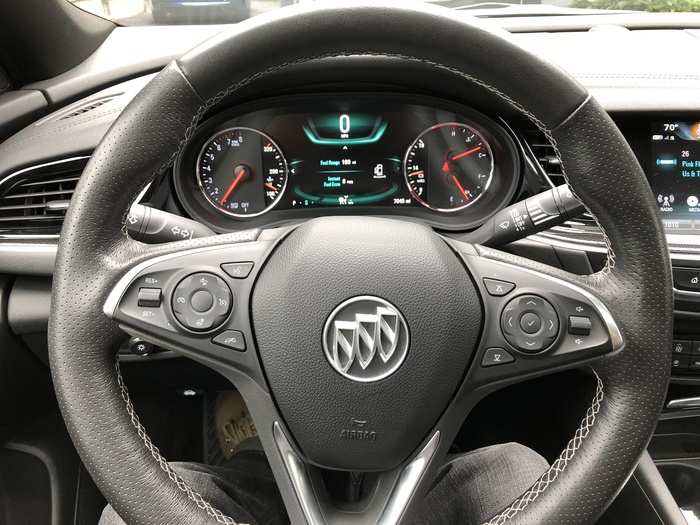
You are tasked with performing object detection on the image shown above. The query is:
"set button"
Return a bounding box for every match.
[501,295,559,353]
[172,272,232,332]
[137,287,162,307]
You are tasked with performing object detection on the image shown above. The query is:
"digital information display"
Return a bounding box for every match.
[650,121,700,232]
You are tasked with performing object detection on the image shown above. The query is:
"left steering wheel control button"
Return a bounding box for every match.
[137,287,162,307]
[129,337,154,356]
[483,278,515,296]
[481,347,515,367]
[212,330,246,351]
[172,272,233,332]
[500,294,559,354]
[221,262,254,279]
[190,290,214,312]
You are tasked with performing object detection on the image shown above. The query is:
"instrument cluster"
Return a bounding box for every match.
[174,94,520,231]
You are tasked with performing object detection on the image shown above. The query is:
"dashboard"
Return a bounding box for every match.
[173,95,520,231]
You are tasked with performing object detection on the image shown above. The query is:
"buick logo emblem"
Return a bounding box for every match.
[322,296,409,382]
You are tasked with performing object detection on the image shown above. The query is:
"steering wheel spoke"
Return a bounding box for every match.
[262,419,442,525]
[103,228,284,385]
[449,239,624,391]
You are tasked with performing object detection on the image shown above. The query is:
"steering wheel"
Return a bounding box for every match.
[48,3,673,524]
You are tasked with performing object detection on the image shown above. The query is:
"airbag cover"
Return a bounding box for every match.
[252,217,482,470]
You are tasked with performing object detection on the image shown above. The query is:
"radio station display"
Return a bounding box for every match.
[650,120,700,232]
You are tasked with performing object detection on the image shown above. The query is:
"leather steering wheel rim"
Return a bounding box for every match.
[48,3,673,524]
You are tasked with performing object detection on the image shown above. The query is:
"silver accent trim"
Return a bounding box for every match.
[0,156,91,189]
[273,422,325,525]
[272,421,440,525]
[0,156,156,241]
[322,295,410,383]
[378,431,440,525]
[480,255,624,352]
[102,233,259,317]
[667,397,700,410]
[0,243,57,275]
[0,156,91,240]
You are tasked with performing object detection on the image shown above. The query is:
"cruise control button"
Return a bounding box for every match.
[481,348,514,367]
[520,312,541,334]
[483,278,515,297]
[137,287,162,307]
[190,290,214,312]
[221,262,254,279]
[212,330,246,351]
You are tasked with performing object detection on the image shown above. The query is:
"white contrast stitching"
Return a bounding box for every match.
[482,371,605,525]
[116,52,615,523]
[115,360,245,525]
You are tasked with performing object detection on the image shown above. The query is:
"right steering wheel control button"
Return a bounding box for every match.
[568,315,592,336]
[212,330,246,351]
[500,294,559,354]
[172,272,232,332]
[481,348,515,367]
[483,278,515,296]
[520,312,541,334]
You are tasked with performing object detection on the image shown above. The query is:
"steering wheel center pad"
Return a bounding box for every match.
[253,216,482,471]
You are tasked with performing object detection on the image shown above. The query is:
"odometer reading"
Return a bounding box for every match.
[197,127,288,217]
[404,122,494,212]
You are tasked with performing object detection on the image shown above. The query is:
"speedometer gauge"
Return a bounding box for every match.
[404,122,494,212]
[197,127,287,217]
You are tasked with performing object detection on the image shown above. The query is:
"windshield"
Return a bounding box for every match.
[68,0,698,25]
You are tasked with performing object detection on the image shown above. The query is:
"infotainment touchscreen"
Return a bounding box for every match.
[650,121,700,233]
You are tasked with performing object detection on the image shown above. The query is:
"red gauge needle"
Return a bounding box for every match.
[264,182,278,192]
[450,146,481,161]
[219,168,247,205]
[451,175,472,201]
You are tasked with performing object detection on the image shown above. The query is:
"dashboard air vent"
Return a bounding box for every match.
[0,157,88,235]
[59,96,118,121]
[522,128,565,187]
[519,128,606,250]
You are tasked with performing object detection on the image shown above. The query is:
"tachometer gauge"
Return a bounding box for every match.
[197,127,287,217]
[404,122,494,212]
